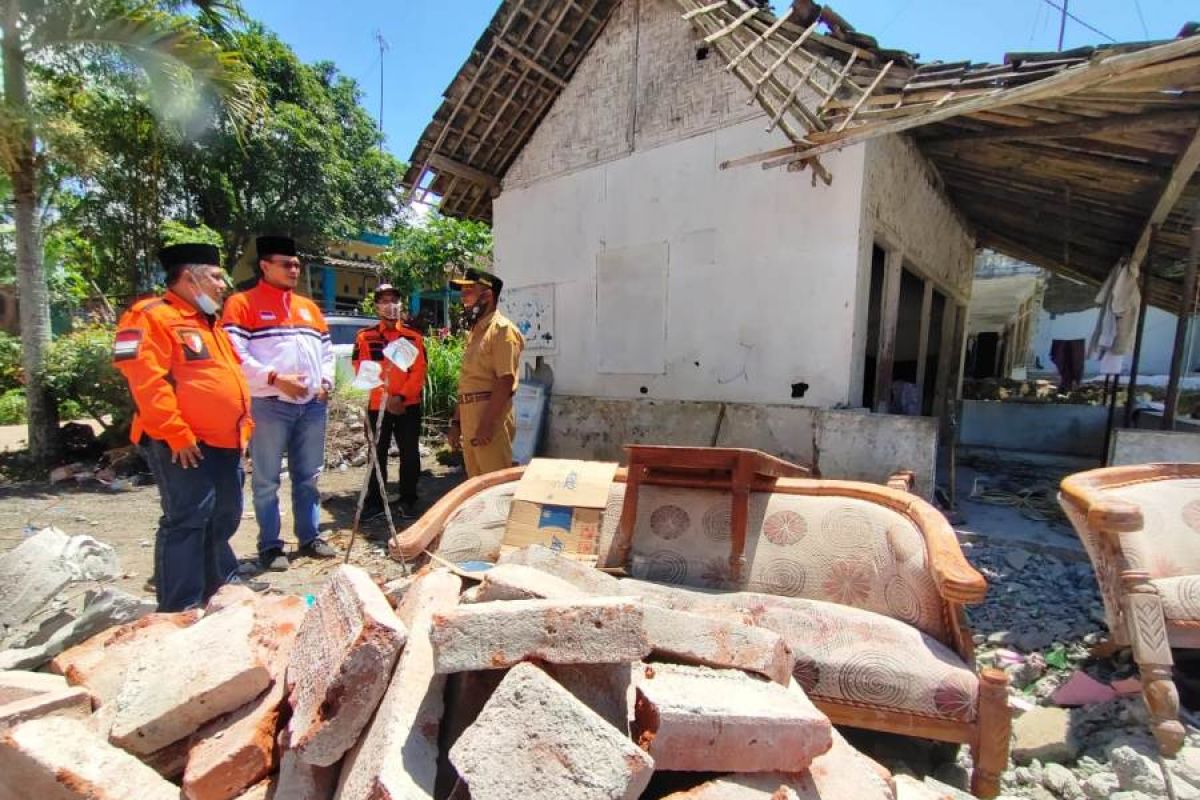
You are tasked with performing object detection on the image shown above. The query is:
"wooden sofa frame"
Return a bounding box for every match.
[1059,462,1200,755]
[391,452,1010,797]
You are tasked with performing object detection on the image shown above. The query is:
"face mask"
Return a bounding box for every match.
[190,273,221,315]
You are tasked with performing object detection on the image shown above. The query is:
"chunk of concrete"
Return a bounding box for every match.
[287,565,407,767]
[50,610,201,706]
[450,662,654,800]
[632,664,832,773]
[183,595,309,800]
[335,569,463,800]
[431,597,650,673]
[643,604,794,685]
[276,747,339,800]
[473,563,587,602]
[543,662,632,733]
[0,716,179,800]
[498,545,621,594]
[0,670,91,732]
[109,603,271,754]
[0,588,153,671]
[0,528,118,632]
[660,731,894,798]
[1011,706,1080,765]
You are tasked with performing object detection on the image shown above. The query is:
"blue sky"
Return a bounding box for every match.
[241,0,1198,163]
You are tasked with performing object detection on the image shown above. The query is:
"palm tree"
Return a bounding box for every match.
[0,0,259,464]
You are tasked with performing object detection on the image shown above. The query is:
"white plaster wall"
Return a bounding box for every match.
[494,117,868,408]
[1031,306,1200,378]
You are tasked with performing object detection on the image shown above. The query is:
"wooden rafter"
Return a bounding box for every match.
[1129,125,1200,271]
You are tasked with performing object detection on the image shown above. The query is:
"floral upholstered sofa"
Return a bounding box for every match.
[1060,462,1200,755]
[392,447,1010,797]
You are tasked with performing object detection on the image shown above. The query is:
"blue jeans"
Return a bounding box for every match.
[249,397,327,555]
[141,438,243,612]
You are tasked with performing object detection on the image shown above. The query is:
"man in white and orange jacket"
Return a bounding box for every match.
[222,235,338,571]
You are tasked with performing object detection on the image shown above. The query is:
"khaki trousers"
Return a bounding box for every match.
[461,402,515,478]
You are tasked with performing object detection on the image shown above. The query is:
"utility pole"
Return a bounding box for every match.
[375,30,389,151]
[1057,0,1069,51]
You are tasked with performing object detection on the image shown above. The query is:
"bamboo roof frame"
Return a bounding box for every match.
[405,0,1200,310]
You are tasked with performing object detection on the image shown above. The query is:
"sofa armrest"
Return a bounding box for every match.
[907,500,987,604]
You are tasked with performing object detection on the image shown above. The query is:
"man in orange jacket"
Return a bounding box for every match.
[353,284,427,522]
[112,243,258,612]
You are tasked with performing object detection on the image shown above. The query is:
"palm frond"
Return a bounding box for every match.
[28,3,263,134]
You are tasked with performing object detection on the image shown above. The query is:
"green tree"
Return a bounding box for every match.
[0,0,260,465]
[181,24,406,266]
[383,211,493,296]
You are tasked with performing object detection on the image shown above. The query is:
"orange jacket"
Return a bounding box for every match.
[352,322,427,411]
[113,291,253,451]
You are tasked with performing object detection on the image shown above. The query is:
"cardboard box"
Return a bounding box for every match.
[503,459,619,558]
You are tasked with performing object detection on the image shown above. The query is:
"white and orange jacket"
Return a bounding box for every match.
[221,281,335,404]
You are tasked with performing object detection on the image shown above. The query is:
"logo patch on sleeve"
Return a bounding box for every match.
[112,329,142,362]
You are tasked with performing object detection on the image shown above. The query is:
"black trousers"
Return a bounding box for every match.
[365,403,422,506]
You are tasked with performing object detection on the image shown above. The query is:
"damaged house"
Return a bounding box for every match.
[405,0,1200,491]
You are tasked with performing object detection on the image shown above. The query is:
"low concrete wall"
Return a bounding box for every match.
[1110,429,1200,465]
[960,400,1108,458]
[543,396,938,498]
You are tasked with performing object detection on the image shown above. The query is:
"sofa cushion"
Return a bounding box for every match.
[628,486,949,640]
[623,583,978,723]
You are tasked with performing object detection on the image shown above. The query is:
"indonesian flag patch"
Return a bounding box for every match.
[112,329,142,362]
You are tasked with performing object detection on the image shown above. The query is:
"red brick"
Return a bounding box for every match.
[49,611,201,707]
[335,569,463,799]
[183,595,308,800]
[286,565,407,767]
[632,663,831,773]
[0,716,180,799]
[430,597,650,673]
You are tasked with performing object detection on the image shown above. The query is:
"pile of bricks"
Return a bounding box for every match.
[0,545,929,799]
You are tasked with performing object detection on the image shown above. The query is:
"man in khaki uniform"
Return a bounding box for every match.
[447,267,525,477]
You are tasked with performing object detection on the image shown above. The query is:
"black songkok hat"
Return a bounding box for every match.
[158,243,220,271]
[256,235,297,260]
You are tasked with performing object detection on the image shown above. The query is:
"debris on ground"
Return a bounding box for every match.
[2,529,1200,799]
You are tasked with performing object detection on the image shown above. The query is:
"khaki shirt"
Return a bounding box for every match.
[459,311,525,395]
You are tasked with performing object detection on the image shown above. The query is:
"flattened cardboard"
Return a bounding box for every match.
[504,459,617,557]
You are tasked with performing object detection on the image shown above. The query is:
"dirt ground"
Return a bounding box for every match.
[0,456,466,600]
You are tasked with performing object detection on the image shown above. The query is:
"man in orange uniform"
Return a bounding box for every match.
[112,243,254,612]
[447,267,525,477]
[352,284,427,522]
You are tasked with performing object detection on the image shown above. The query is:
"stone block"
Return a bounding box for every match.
[0,670,70,704]
[431,597,649,673]
[1011,706,1079,765]
[0,682,91,733]
[632,664,832,773]
[473,563,588,602]
[660,732,893,798]
[0,716,179,799]
[232,782,274,800]
[109,603,271,754]
[643,604,794,685]
[183,595,309,800]
[335,569,463,800]
[498,545,622,594]
[287,565,407,768]
[276,747,339,800]
[543,662,632,732]
[49,610,201,706]
[450,662,653,800]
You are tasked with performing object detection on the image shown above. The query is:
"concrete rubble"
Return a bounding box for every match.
[6,534,1200,799]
